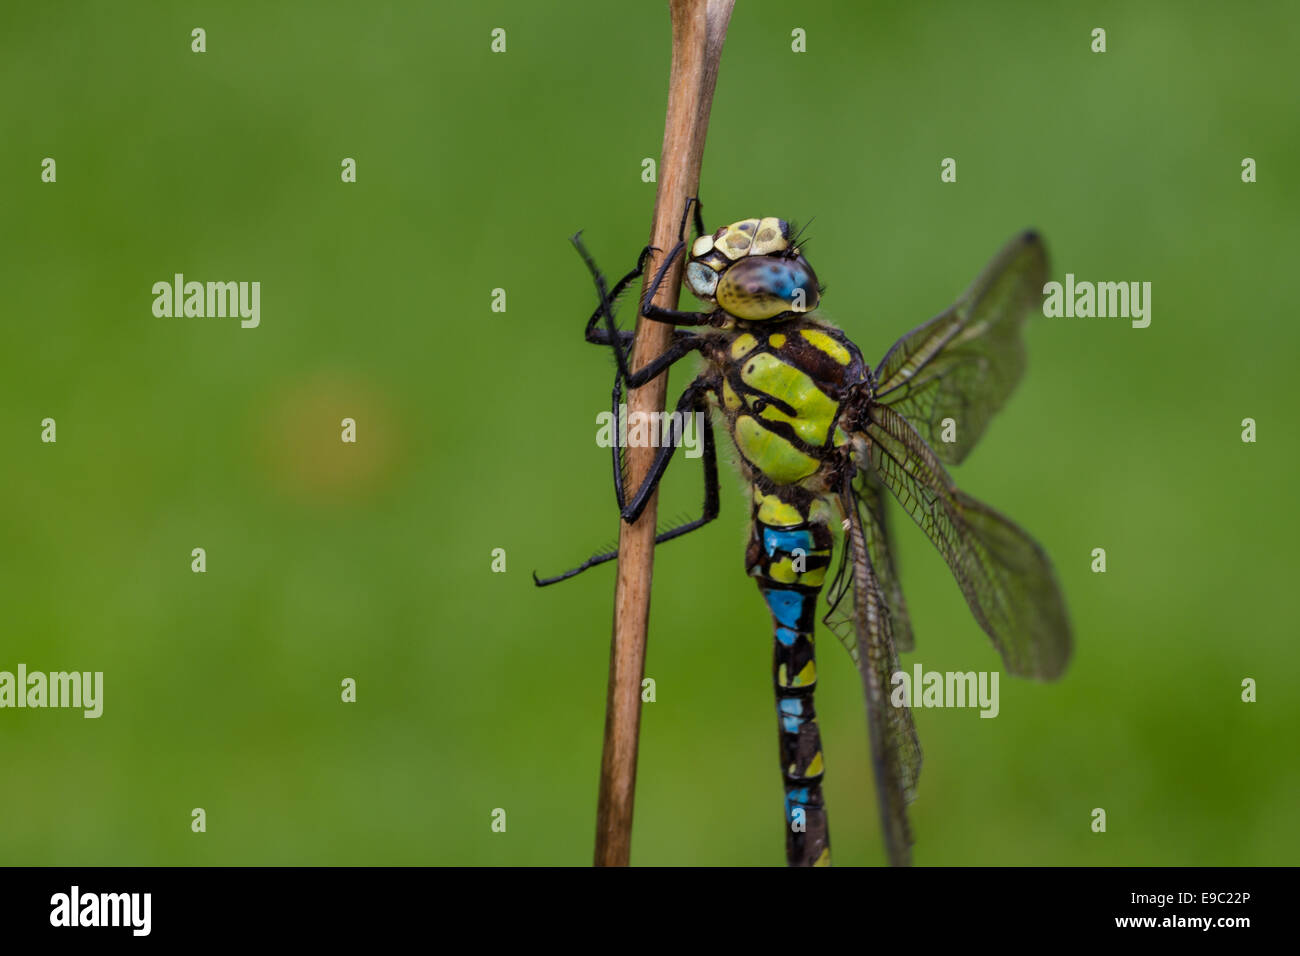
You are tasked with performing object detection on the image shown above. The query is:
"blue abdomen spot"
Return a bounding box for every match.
[779,698,805,733]
[763,527,812,557]
[784,788,811,820]
[764,588,804,629]
[775,626,798,646]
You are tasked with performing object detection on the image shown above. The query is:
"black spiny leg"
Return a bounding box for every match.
[680,195,707,245]
[579,241,697,352]
[612,376,715,524]
[577,232,711,511]
[583,241,654,347]
[580,195,712,345]
[535,199,721,587]
[533,381,720,586]
[572,233,708,388]
[604,341,708,523]
[638,195,715,326]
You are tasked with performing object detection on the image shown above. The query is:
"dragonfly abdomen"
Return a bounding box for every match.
[747,486,835,867]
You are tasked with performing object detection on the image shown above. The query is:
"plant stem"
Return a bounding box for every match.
[594,0,734,868]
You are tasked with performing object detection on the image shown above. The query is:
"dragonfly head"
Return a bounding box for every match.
[685,217,821,321]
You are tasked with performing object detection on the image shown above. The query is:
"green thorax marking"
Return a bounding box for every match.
[708,319,869,488]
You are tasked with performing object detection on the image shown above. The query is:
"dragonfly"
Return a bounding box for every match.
[535,199,1072,866]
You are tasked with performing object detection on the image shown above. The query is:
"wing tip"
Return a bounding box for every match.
[1018,229,1050,278]
[1009,634,1073,682]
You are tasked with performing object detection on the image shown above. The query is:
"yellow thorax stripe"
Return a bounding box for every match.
[739,352,838,446]
[800,328,851,365]
[734,416,819,483]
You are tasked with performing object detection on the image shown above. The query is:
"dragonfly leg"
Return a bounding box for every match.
[677,195,707,244]
[573,235,709,390]
[582,242,655,347]
[612,375,717,516]
[581,193,706,346]
[532,381,719,587]
[614,377,713,524]
[639,240,715,327]
[639,195,714,325]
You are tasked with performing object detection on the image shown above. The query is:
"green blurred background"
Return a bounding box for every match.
[2,1,1296,866]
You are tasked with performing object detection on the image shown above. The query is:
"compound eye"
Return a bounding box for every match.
[715,256,818,321]
[686,261,719,299]
[691,234,714,258]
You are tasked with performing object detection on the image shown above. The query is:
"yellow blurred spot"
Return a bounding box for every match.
[257,372,401,506]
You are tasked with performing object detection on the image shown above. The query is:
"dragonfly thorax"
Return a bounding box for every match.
[710,319,869,489]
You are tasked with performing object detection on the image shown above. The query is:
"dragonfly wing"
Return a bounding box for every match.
[854,466,914,652]
[824,485,921,866]
[873,231,1047,466]
[864,403,1072,680]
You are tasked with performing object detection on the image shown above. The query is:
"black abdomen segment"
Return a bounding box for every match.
[746,500,834,867]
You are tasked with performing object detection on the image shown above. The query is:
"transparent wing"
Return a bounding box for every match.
[864,403,1072,680]
[854,466,913,653]
[873,231,1047,465]
[824,485,921,867]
